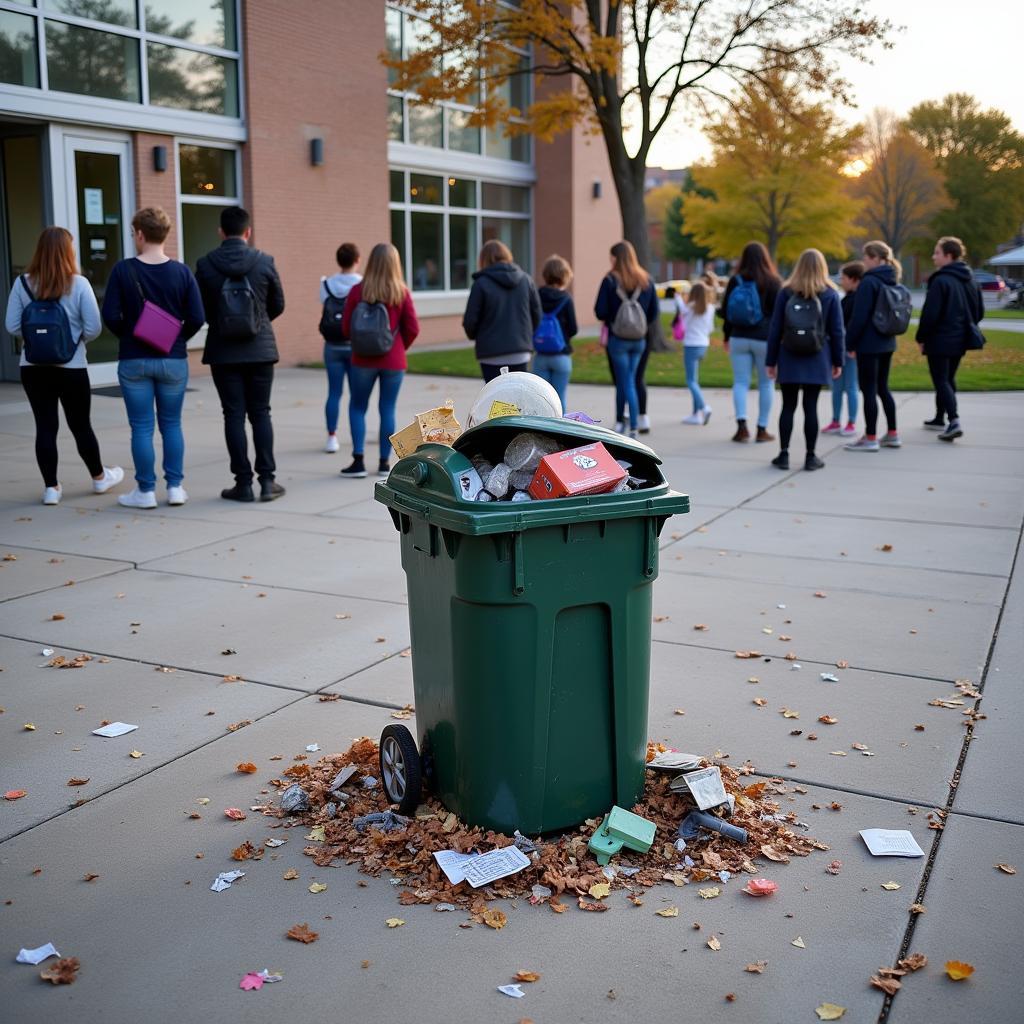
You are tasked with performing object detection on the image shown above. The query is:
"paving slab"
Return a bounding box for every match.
[141,527,409,604]
[0,636,300,837]
[886,814,1024,1024]
[0,571,410,691]
[650,567,996,681]
[0,546,132,602]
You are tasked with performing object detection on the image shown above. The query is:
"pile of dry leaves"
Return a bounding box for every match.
[258,739,827,913]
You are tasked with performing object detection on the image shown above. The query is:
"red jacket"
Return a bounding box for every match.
[341,283,419,371]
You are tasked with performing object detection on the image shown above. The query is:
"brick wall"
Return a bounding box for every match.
[132,132,178,259]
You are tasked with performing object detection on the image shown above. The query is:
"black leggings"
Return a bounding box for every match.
[607,342,650,417]
[857,351,896,435]
[21,366,103,488]
[927,353,962,423]
[779,384,821,454]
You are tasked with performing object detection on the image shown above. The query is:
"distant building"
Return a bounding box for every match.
[644,166,687,192]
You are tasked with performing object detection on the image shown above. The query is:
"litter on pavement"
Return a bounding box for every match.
[210,870,246,892]
[859,829,925,857]
[91,722,138,737]
[16,942,59,965]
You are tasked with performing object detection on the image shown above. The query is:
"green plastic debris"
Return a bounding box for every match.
[588,805,657,865]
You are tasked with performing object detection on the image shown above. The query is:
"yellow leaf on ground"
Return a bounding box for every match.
[697,887,721,899]
[745,961,768,973]
[129,750,144,758]
[385,918,405,928]
[482,909,507,930]
[588,882,611,899]
[305,825,326,842]
[707,935,721,950]
[881,882,901,891]
[282,869,299,880]
[655,907,679,917]
[308,882,327,893]
[513,971,541,983]
[995,863,1016,874]
[236,762,257,774]
[945,961,974,981]
[815,1004,846,1020]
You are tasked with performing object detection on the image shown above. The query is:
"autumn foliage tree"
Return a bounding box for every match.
[384,0,891,268]
[680,75,861,262]
[849,109,946,259]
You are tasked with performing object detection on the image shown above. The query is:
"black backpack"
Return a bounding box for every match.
[782,292,824,355]
[319,280,347,343]
[349,300,398,357]
[217,258,261,341]
[871,282,912,336]
[18,276,78,365]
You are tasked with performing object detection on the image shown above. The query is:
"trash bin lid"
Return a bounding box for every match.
[375,416,689,536]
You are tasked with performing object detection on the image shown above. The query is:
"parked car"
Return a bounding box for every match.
[974,271,1008,293]
[655,279,692,299]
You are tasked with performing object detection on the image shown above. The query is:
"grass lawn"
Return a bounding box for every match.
[407,320,1024,391]
[981,308,1024,320]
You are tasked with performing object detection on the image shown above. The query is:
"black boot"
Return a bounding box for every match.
[260,479,285,502]
[771,450,790,470]
[221,482,254,502]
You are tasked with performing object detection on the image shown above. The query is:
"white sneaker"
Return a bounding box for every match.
[92,465,124,494]
[681,412,704,425]
[614,421,625,434]
[42,485,62,506]
[118,488,157,509]
[167,486,188,506]
[637,414,651,434]
[324,434,339,454]
[702,405,713,425]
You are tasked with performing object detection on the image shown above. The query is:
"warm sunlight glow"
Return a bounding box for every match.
[840,158,869,177]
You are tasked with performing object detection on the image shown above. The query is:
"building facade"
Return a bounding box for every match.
[0,0,617,384]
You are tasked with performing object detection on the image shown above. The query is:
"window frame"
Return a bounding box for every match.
[174,136,242,265]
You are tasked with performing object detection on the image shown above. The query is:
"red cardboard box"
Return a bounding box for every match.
[528,442,627,499]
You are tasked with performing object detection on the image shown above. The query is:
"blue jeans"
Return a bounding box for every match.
[729,336,772,427]
[349,366,404,461]
[830,353,858,423]
[324,343,352,434]
[531,352,572,412]
[118,357,188,491]
[607,336,645,430]
[683,346,707,413]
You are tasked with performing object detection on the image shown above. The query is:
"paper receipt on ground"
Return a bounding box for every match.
[681,766,728,810]
[859,829,925,857]
[451,846,531,888]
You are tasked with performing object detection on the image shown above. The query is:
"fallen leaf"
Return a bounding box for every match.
[707,935,722,950]
[829,751,847,757]
[825,860,843,875]
[66,777,90,787]
[745,961,768,973]
[653,615,670,623]
[308,882,328,893]
[760,846,790,864]
[818,715,838,725]
[780,708,800,719]
[743,879,778,896]
[385,918,405,929]
[224,808,246,820]
[23,723,36,731]
[673,708,686,716]
[881,881,901,891]
[226,720,252,732]
[995,863,1016,875]
[910,903,926,914]
[239,973,263,991]
[698,887,720,899]
[655,907,679,917]
[693,623,708,631]
[870,974,901,995]
[128,750,144,759]
[286,923,319,943]
[282,869,299,880]
[513,971,541,983]
[588,882,611,899]
[305,825,326,842]
[898,953,928,972]
[752,698,768,707]
[814,591,828,598]
[836,660,849,669]
[232,842,258,862]
[39,957,79,985]
[878,544,893,552]
[482,909,507,929]
[50,613,65,621]
[792,936,806,948]
[725,994,736,1003]
[361,960,371,968]
[4,790,27,800]
[815,1004,846,1021]
[577,897,609,913]
[945,961,974,981]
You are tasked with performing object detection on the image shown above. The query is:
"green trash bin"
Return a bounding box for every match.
[374,416,689,835]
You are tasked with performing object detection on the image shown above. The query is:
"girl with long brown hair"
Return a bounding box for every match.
[339,243,419,478]
[594,240,659,437]
[680,281,716,425]
[4,226,123,505]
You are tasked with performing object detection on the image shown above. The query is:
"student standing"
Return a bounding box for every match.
[196,206,286,502]
[462,240,541,381]
[680,282,714,425]
[102,207,205,508]
[718,242,780,442]
[821,260,863,436]
[916,236,984,442]
[5,227,122,505]
[844,240,905,452]
[319,242,362,453]
[532,254,578,413]
[339,242,419,479]
[765,249,845,471]
[594,240,659,438]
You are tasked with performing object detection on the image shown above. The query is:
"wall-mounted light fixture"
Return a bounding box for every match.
[592,180,602,199]
[153,145,167,172]
[310,138,324,167]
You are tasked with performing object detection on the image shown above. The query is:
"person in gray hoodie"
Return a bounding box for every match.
[462,239,542,381]
[319,242,362,453]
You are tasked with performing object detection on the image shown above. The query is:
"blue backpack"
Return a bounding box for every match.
[725,276,763,328]
[18,276,78,365]
[533,294,570,354]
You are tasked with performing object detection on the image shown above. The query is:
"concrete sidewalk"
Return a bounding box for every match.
[1,369,1021,1023]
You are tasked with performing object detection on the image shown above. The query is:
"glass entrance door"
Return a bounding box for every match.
[64,135,133,382]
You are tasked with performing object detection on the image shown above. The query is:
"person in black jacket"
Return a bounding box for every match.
[718,241,781,442]
[532,254,578,412]
[844,239,906,452]
[462,239,542,381]
[196,206,286,502]
[916,236,984,442]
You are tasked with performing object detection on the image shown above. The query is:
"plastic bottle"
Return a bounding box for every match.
[504,432,562,472]
[484,461,512,498]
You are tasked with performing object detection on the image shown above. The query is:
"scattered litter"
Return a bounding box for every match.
[16,943,59,965]
[434,903,457,912]
[815,1004,846,1020]
[305,743,320,753]
[224,808,247,821]
[655,906,680,917]
[449,846,532,888]
[790,664,802,671]
[330,765,358,790]
[240,972,264,991]
[678,811,748,845]
[353,810,409,834]
[210,870,245,892]
[945,960,974,981]
[674,766,728,811]
[588,806,657,865]
[742,879,778,897]
[41,648,54,657]
[264,838,287,848]
[995,863,1017,875]
[792,936,806,948]
[361,776,378,789]
[92,722,138,737]
[777,604,786,609]
[859,829,924,858]
[880,881,901,891]
[820,673,840,683]
[498,984,526,998]
[280,784,311,815]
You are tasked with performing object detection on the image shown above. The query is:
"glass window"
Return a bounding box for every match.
[0,11,38,89]
[44,0,136,28]
[447,108,480,154]
[385,6,401,86]
[179,145,237,196]
[46,21,140,102]
[181,203,231,271]
[145,1,238,50]
[410,212,443,291]
[483,216,530,270]
[485,128,530,163]
[387,94,404,142]
[148,43,238,116]
[448,176,475,208]
[449,215,476,291]
[389,170,405,203]
[409,173,443,206]
[390,209,406,280]
[408,100,442,148]
[405,14,440,76]
[481,182,530,213]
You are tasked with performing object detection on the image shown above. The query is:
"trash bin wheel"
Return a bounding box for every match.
[379,724,422,815]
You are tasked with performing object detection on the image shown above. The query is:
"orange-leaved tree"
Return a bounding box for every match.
[384,0,892,268]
